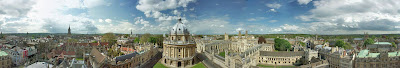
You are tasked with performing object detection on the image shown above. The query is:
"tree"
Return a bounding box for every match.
[335,40,346,47]
[391,42,397,48]
[140,33,151,43]
[335,40,353,49]
[299,42,306,47]
[364,38,375,46]
[101,32,117,45]
[134,37,140,43]
[274,38,292,51]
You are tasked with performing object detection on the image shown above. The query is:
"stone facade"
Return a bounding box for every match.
[257,51,304,65]
[0,51,12,68]
[161,19,198,68]
[355,50,400,68]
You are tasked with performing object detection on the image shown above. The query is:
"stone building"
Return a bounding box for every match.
[355,50,400,68]
[161,19,198,68]
[88,44,158,68]
[257,51,304,65]
[0,51,12,68]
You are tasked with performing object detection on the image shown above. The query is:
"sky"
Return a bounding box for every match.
[1,0,400,34]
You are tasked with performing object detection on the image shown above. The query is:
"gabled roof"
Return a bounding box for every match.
[90,48,106,63]
[115,52,138,62]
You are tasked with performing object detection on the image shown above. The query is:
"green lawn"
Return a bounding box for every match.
[192,62,206,68]
[153,62,168,68]
[219,52,225,57]
[256,64,296,68]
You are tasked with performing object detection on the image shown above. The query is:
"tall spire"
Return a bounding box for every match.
[68,25,71,36]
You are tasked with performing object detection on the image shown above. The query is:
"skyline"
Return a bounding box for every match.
[1,0,400,34]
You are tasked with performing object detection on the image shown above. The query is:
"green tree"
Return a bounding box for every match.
[140,33,151,43]
[391,42,397,48]
[134,37,140,43]
[101,32,117,45]
[335,40,353,49]
[364,38,375,46]
[335,40,346,47]
[299,42,306,47]
[274,38,292,51]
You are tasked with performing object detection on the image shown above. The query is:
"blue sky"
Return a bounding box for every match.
[1,0,400,34]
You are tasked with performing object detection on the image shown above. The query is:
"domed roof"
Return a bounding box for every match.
[171,19,190,35]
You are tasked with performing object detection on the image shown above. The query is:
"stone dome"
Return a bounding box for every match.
[170,19,190,35]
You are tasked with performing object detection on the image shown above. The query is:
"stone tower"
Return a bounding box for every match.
[225,32,229,40]
[68,25,71,36]
[245,30,248,39]
[364,32,369,39]
[238,31,242,39]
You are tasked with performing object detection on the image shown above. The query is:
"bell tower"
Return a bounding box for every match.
[68,25,71,36]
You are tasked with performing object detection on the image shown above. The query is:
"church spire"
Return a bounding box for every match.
[68,25,71,36]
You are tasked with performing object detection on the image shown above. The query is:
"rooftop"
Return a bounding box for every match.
[260,51,304,57]
[0,51,8,56]
[373,42,392,45]
[357,50,400,58]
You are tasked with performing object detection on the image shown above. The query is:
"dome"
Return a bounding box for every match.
[171,19,190,35]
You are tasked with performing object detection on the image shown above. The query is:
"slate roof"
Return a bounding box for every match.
[115,52,138,62]
[90,48,106,63]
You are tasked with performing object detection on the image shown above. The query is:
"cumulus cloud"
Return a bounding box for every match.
[0,0,35,19]
[98,19,103,22]
[270,9,277,12]
[0,0,107,33]
[136,0,196,21]
[297,0,312,5]
[294,0,400,34]
[266,3,281,9]
[134,17,151,27]
[105,19,112,23]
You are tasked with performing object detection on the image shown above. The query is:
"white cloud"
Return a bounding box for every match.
[105,19,112,23]
[0,0,107,33]
[136,0,196,21]
[247,17,267,21]
[98,19,103,22]
[266,3,281,9]
[280,24,300,31]
[247,18,257,21]
[190,8,195,11]
[269,20,277,23]
[96,21,138,33]
[134,17,151,27]
[270,9,277,12]
[297,0,400,34]
[298,0,312,5]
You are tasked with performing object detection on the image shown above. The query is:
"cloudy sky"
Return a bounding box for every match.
[1,0,400,34]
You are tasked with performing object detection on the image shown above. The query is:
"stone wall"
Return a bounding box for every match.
[298,60,328,68]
